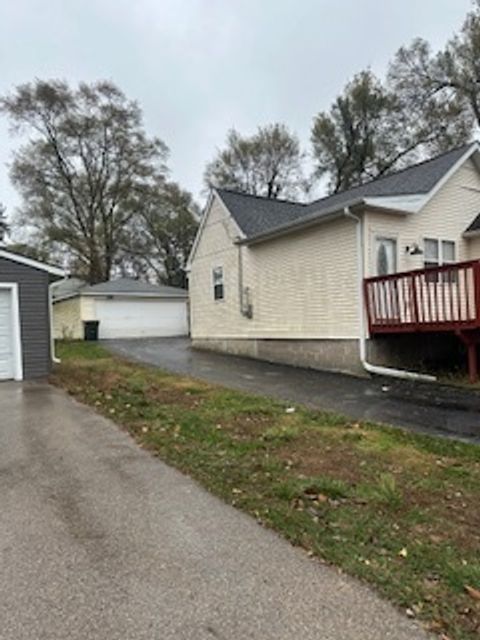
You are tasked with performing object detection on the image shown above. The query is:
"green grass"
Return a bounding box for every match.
[52,341,480,640]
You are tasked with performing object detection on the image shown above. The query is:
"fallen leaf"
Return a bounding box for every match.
[465,585,480,601]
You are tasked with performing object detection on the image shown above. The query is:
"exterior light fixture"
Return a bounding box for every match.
[406,243,423,256]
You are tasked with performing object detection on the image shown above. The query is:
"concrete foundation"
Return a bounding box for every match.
[192,337,364,375]
[193,333,466,377]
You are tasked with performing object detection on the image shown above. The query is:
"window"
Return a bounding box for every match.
[423,239,456,282]
[376,238,397,276]
[442,240,456,264]
[424,238,439,270]
[212,267,224,300]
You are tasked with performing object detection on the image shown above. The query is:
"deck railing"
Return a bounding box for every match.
[364,260,480,334]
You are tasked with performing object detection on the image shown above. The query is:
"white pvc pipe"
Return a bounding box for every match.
[344,206,436,383]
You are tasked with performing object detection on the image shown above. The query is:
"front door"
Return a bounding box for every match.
[375,237,399,320]
[376,237,397,276]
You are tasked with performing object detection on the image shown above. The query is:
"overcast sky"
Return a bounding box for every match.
[0,0,472,218]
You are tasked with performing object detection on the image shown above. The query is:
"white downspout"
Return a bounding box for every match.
[49,282,61,364]
[344,206,435,382]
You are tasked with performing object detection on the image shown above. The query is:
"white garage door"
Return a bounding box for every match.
[95,298,188,339]
[0,289,14,380]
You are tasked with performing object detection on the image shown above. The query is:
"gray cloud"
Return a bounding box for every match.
[0,0,472,220]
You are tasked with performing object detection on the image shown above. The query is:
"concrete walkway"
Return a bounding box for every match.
[108,338,480,443]
[0,381,430,639]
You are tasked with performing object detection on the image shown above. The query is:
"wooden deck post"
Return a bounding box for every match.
[456,330,480,384]
[468,342,478,384]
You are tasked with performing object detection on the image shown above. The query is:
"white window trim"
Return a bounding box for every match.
[0,282,23,381]
[423,238,456,266]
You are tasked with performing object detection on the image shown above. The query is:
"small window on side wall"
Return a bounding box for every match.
[212,267,224,300]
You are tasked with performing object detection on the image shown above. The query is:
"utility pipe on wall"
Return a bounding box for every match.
[343,206,435,383]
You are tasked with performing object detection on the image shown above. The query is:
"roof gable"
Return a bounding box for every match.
[216,189,307,238]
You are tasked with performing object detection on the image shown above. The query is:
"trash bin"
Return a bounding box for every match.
[84,320,100,341]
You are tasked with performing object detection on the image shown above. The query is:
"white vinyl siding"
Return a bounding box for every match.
[53,296,83,339]
[365,158,480,276]
[189,195,359,340]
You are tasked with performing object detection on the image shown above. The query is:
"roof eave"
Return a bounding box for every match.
[52,292,81,303]
[0,248,66,277]
[81,291,187,299]
[237,200,410,246]
[463,228,480,238]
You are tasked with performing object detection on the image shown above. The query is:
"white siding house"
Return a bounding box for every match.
[188,143,480,378]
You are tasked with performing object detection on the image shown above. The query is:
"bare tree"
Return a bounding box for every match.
[205,124,306,199]
[1,79,169,283]
[0,203,8,243]
[124,180,199,288]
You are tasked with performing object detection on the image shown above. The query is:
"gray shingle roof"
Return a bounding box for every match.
[218,143,475,239]
[51,277,86,300]
[83,278,187,298]
[216,190,307,238]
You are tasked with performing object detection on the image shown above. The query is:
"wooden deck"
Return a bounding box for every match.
[364,260,480,381]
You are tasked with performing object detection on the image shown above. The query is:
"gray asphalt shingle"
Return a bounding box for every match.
[218,143,474,239]
[84,277,187,297]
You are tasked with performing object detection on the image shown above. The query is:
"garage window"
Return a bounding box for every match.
[212,267,224,301]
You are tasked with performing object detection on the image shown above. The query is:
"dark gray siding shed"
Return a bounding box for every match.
[0,256,51,378]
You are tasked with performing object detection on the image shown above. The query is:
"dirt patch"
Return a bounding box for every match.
[276,430,376,485]
[145,384,208,410]
[221,412,277,438]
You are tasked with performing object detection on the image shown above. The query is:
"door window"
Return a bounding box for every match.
[376,238,397,276]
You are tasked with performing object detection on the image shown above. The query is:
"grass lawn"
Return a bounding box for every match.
[52,341,480,640]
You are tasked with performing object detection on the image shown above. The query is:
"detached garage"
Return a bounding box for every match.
[53,277,189,340]
[0,248,65,381]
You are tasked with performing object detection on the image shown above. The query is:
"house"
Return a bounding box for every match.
[187,142,480,381]
[0,248,65,381]
[53,277,189,340]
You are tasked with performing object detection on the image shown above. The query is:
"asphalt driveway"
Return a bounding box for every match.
[107,338,480,443]
[0,381,429,640]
